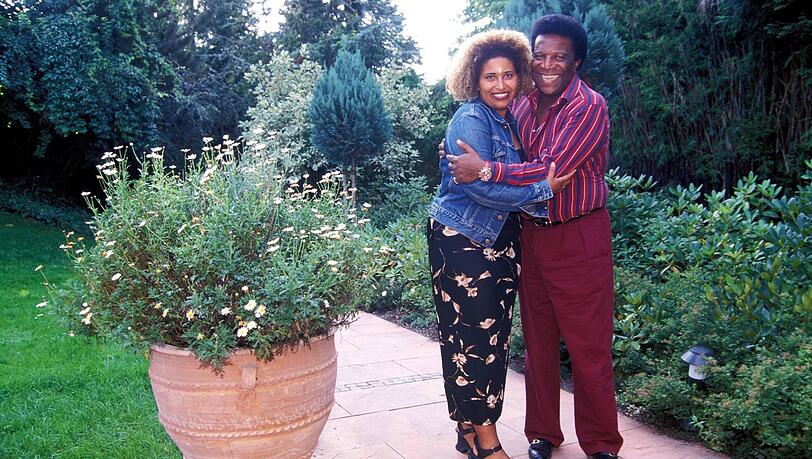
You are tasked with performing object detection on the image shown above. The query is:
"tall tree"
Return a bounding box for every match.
[462,0,507,27]
[275,0,419,69]
[152,0,272,162]
[309,49,392,204]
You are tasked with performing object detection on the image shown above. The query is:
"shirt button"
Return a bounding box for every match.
[497,214,504,221]
[485,238,492,244]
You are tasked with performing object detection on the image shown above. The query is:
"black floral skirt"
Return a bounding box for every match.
[427,215,521,425]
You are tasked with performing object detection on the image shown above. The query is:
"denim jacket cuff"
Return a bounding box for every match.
[518,180,553,217]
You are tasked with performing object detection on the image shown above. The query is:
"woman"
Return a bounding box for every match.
[428,30,573,459]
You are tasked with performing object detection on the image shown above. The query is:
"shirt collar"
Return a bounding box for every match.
[527,74,582,112]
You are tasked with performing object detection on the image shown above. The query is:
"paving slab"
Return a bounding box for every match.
[315,312,726,459]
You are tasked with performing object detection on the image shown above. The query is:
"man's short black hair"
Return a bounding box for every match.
[530,14,588,66]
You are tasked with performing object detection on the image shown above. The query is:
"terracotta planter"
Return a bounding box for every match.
[148,334,337,459]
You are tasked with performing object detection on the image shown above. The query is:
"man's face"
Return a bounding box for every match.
[531,33,581,100]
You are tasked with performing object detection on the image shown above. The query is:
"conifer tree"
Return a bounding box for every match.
[309,49,392,205]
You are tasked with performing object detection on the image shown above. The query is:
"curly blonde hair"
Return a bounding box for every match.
[446,29,534,102]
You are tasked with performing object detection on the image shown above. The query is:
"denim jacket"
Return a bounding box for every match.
[428,99,553,247]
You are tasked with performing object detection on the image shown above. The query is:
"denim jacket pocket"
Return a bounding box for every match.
[461,199,482,221]
[490,135,508,163]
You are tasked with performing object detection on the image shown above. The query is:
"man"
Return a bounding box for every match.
[445,14,623,459]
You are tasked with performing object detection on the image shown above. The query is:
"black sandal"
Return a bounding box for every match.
[474,436,503,458]
[455,421,477,458]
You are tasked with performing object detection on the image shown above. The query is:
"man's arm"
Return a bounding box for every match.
[447,140,573,194]
[450,101,608,186]
[443,118,555,212]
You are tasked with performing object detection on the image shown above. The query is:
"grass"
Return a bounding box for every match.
[0,211,180,458]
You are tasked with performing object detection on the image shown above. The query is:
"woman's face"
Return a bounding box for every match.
[477,56,517,117]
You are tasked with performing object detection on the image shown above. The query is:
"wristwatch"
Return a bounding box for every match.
[478,163,493,182]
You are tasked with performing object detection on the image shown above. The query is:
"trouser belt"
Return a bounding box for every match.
[527,207,602,228]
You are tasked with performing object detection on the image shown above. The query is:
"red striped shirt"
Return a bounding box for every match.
[489,75,610,223]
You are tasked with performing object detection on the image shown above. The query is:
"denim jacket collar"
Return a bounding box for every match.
[470,98,517,126]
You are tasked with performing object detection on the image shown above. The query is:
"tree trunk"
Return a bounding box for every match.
[350,160,357,209]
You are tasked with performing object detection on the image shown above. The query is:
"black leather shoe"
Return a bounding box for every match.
[528,438,553,459]
[590,453,619,459]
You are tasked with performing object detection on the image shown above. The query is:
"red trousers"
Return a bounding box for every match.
[518,207,623,455]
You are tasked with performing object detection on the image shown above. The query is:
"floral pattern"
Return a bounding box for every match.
[427,216,521,425]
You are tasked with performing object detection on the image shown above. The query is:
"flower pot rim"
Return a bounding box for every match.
[150,329,337,357]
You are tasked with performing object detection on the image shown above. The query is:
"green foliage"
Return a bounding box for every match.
[241,52,325,173]
[608,0,812,189]
[0,0,269,184]
[416,79,461,188]
[497,0,543,38]
[242,55,439,196]
[1,1,167,160]
[604,162,812,456]
[309,49,392,198]
[153,0,270,161]
[353,178,434,329]
[50,141,386,370]
[275,0,419,69]
[698,332,812,457]
[364,209,434,330]
[463,0,508,25]
[369,66,439,182]
[366,176,432,228]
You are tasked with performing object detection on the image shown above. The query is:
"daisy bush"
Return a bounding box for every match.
[52,138,386,369]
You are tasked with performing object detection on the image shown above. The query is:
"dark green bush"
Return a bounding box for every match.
[362,182,434,329]
[607,161,812,456]
[0,180,90,234]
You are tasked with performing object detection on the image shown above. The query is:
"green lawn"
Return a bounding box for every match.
[0,211,180,458]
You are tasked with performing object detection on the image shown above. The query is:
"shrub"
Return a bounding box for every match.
[50,140,386,369]
[606,162,812,456]
[364,208,434,329]
[241,52,325,174]
[0,179,90,234]
[698,332,812,457]
[369,66,439,183]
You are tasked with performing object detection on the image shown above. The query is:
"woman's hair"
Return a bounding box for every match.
[446,29,534,102]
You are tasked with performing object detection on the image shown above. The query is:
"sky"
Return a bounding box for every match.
[255,0,474,83]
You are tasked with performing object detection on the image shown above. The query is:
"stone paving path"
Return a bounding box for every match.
[314,312,727,459]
